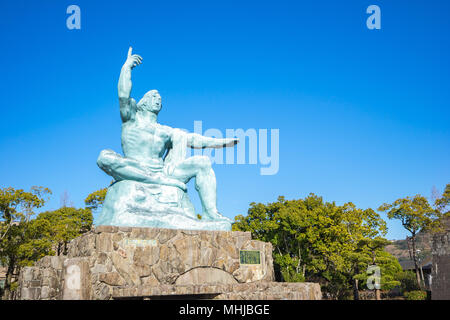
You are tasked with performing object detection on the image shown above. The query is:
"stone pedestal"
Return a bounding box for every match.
[17,226,321,300]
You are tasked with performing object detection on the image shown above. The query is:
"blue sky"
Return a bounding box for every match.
[1,0,449,240]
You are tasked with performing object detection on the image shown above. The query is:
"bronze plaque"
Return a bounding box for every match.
[240,250,261,265]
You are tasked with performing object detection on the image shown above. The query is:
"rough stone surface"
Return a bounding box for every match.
[17,226,321,300]
[175,267,237,285]
[111,282,322,300]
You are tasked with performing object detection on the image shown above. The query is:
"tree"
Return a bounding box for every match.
[352,237,402,300]
[84,188,107,212]
[378,195,442,289]
[0,186,51,299]
[1,186,95,300]
[36,207,93,255]
[15,217,54,266]
[434,183,450,215]
[233,194,392,299]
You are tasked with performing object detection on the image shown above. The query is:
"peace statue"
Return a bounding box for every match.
[95,47,238,231]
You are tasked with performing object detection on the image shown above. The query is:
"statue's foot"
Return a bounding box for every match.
[201,211,232,223]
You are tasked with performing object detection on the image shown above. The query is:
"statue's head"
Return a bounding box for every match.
[137,90,162,114]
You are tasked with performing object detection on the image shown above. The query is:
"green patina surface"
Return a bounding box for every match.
[96,47,237,231]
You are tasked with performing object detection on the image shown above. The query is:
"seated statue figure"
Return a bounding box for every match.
[95,47,239,231]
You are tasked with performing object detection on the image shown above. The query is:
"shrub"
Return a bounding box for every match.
[397,271,420,293]
[404,290,427,300]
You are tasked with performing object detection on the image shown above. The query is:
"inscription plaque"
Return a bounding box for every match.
[240,250,261,265]
[119,239,157,247]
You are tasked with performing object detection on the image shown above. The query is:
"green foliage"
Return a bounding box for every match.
[233,194,397,299]
[397,270,420,293]
[379,194,442,290]
[84,188,107,211]
[353,247,402,291]
[435,183,450,215]
[9,281,19,292]
[378,195,441,235]
[15,218,54,266]
[404,290,427,300]
[0,186,52,299]
[35,207,93,255]
[1,186,96,299]
[1,187,53,265]
[274,253,305,282]
[0,186,51,224]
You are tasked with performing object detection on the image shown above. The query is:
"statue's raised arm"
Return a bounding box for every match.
[118,47,142,122]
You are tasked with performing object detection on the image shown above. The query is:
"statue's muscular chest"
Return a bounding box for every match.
[121,122,170,154]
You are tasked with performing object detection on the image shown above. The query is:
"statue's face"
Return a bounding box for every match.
[150,90,162,113]
[138,90,162,113]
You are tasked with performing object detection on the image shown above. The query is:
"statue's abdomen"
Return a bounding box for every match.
[121,124,166,161]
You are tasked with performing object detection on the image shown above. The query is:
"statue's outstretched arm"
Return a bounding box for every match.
[118,47,142,122]
[187,133,239,149]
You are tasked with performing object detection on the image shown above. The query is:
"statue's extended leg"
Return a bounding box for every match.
[170,155,224,221]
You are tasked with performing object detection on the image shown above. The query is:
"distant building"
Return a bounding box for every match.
[399,258,433,291]
[431,217,450,300]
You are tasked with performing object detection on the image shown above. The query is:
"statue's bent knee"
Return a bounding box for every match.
[197,155,212,170]
[97,149,120,172]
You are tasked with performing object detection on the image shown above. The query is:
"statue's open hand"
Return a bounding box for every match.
[124,47,143,69]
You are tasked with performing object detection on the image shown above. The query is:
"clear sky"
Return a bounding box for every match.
[1,0,449,240]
